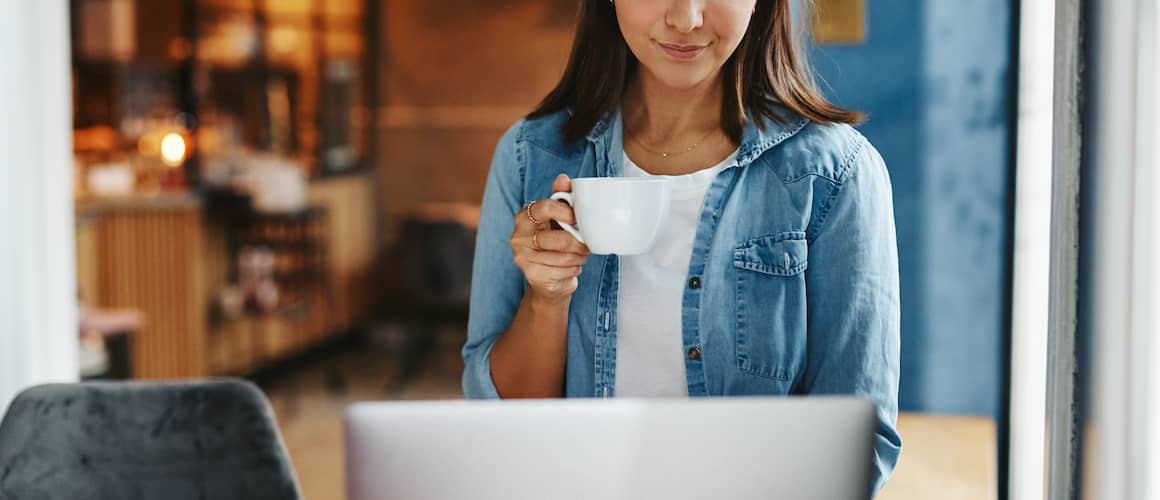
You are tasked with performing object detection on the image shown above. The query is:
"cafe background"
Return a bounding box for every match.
[1,0,1042,499]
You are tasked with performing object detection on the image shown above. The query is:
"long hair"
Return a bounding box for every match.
[529,0,863,143]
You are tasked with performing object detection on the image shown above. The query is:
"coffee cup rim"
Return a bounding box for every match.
[571,177,671,184]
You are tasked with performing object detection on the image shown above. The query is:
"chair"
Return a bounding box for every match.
[377,215,476,392]
[0,379,300,500]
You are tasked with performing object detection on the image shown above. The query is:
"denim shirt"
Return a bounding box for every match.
[462,108,902,491]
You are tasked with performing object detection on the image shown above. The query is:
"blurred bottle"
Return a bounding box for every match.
[238,246,279,315]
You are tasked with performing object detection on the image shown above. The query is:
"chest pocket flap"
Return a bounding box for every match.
[733,231,808,276]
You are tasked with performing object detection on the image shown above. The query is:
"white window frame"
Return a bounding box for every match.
[1008,0,1055,499]
[0,0,78,411]
[1045,0,1160,498]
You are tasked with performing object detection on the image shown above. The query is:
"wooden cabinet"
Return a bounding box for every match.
[77,194,208,379]
[307,173,376,332]
[75,173,376,379]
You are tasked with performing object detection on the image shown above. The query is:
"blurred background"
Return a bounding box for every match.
[3,0,1051,499]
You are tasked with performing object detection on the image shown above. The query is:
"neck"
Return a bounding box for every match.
[623,70,724,143]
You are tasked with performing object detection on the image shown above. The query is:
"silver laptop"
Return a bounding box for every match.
[345,397,876,500]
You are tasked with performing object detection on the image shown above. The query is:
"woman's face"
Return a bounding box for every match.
[614,0,757,90]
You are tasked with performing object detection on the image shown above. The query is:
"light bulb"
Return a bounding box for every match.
[160,132,187,167]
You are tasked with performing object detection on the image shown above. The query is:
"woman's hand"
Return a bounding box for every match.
[510,174,590,305]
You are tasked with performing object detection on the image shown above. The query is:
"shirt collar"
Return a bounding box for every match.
[585,106,810,173]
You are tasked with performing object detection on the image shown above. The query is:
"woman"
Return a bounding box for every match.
[462,0,901,491]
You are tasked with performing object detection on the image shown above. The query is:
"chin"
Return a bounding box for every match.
[647,64,718,90]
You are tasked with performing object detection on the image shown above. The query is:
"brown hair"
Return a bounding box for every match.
[529,0,864,143]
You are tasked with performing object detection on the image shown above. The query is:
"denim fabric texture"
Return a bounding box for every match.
[462,108,902,491]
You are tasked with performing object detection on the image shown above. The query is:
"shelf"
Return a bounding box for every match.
[73,59,183,70]
[273,271,328,285]
[243,207,328,221]
[197,2,363,25]
[236,239,326,249]
[76,192,202,216]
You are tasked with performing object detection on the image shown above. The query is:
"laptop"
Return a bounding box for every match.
[345,397,877,500]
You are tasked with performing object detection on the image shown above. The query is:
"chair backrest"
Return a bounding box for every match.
[398,219,475,306]
[0,379,300,500]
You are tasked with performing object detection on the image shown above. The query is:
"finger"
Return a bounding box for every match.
[552,174,572,194]
[513,207,537,234]
[514,199,576,234]
[524,249,588,267]
[534,199,577,226]
[529,230,589,255]
[512,231,584,257]
[513,201,554,234]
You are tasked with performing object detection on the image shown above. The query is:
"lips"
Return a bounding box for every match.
[657,41,708,61]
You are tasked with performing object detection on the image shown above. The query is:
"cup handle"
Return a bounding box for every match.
[549,192,585,245]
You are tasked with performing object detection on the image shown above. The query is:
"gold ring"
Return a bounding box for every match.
[532,231,542,250]
[525,201,543,225]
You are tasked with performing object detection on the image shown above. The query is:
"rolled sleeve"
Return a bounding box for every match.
[461,121,528,400]
[801,140,903,494]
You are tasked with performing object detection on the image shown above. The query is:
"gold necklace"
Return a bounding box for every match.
[631,127,718,159]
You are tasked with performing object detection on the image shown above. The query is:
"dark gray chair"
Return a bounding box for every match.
[0,380,300,500]
[376,219,476,393]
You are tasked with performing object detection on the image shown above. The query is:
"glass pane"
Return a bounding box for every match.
[264,0,313,18]
[199,0,255,10]
[196,8,258,67]
[324,0,362,18]
[264,21,318,162]
[323,29,362,58]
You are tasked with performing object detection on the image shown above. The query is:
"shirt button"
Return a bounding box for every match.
[688,276,701,289]
[687,347,702,360]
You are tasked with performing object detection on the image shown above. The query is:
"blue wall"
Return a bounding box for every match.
[810,0,1012,417]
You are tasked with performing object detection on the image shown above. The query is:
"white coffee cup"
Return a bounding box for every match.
[549,177,672,255]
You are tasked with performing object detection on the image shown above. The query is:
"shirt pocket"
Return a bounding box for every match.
[732,231,809,382]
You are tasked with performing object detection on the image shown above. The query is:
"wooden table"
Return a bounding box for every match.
[877,413,998,500]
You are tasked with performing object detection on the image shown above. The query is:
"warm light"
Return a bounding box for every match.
[269,27,300,55]
[137,134,159,156]
[160,132,187,166]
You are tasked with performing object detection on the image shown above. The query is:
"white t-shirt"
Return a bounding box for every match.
[614,147,739,397]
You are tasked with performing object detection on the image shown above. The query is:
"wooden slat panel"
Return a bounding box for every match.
[75,217,102,306]
[95,206,207,379]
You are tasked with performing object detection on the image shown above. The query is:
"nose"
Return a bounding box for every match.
[666,0,705,33]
